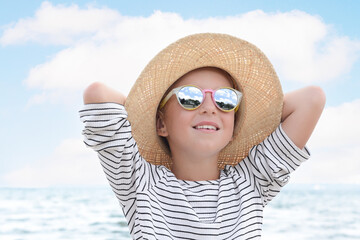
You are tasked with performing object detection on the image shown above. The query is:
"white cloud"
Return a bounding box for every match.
[3,138,108,187]
[291,99,360,184]
[0,1,121,45]
[291,146,360,184]
[1,2,359,104]
[308,98,360,149]
[24,40,152,105]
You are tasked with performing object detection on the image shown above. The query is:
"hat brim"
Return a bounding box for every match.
[125,33,283,169]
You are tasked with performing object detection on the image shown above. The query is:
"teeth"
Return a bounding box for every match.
[195,125,217,130]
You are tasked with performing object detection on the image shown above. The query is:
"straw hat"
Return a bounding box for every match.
[125,33,283,169]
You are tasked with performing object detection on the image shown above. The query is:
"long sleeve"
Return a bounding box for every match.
[234,124,310,206]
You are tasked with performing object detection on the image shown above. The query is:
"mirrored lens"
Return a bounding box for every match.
[177,86,203,109]
[214,88,238,111]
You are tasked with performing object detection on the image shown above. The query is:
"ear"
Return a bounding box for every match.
[156,111,169,137]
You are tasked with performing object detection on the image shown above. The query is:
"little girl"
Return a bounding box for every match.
[80,33,325,239]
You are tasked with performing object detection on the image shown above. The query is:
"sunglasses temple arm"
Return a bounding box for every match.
[159,88,177,109]
[234,92,243,112]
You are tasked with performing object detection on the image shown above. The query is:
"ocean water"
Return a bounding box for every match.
[1,184,359,240]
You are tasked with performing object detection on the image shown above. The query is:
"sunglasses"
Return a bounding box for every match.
[159,85,242,112]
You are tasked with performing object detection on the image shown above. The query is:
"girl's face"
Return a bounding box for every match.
[157,68,235,159]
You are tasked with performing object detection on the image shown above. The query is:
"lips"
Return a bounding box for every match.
[193,121,220,131]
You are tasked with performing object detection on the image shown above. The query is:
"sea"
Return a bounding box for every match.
[1,184,359,240]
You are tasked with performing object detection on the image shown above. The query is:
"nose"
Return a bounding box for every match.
[199,92,217,114]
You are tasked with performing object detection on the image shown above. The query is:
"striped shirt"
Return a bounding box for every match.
[80,103,310,240]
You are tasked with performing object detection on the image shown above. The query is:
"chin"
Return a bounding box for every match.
[196,143,225,155]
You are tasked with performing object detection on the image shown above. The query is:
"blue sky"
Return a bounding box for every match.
[1,0,359,187]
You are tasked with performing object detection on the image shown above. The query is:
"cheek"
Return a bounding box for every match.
[163,104,192,132]
[224,114,235,137]
[166,111,192,130]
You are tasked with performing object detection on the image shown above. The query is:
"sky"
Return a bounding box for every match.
[0,0,359,187]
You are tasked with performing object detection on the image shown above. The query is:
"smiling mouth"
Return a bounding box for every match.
[193,125,219,131]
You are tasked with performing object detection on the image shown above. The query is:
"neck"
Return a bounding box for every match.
[170,153,220,181]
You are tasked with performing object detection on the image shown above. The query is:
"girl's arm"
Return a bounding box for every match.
[83,82,126,105]
[80,82,163,223]
[281,86,326,149]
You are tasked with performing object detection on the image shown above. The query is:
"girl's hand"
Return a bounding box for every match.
[281,86,326,149]
[83,82,126,105]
